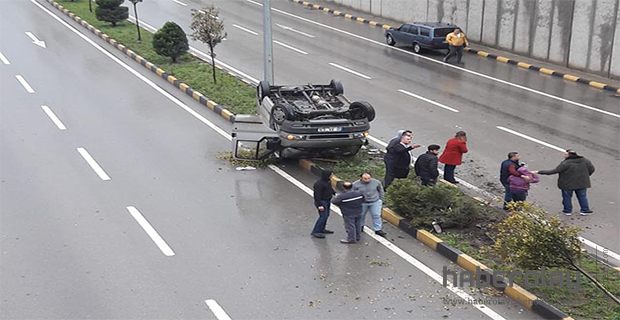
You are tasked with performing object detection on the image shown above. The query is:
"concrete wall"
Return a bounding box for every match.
[326,0,620,78]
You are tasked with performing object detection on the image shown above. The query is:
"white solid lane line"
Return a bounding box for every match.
[204,300,232,320]
[579,237,620,262]
[15,75,35,93]
[496,126,565,152]
[273,40,308,55]
[128,13,618,263]
[171,0,187,6]
[0,51,10,64]
[232,24,258,36]
[328,62,372,80]
[126,206,175,256]
[245,0,620,120]
[398,89,460,113]
[276,23,316,38]
[41,105,67,130]
[76,147,111,181]
[36,3,505,317]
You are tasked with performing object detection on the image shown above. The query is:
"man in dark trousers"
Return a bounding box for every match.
[383,129,404,189]
[332,182,365,244]
[384,130,421,189]
[311,170,335,238]
[499,152,530,210]
[414,144,441,186]
[534,150,595,216]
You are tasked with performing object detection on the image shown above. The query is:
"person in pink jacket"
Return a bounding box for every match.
[508,165,539,202]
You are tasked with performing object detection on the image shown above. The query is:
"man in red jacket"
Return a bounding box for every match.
[438,131,468,184]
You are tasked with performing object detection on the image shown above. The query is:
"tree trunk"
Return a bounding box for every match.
[573,262,620,305]
[209,42,216,84]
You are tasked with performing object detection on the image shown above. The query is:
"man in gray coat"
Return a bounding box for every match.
[534,150,595,215]
[353,172,386,237]
[332,182,365,244]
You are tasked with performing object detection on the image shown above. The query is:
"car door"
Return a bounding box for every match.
[418,27,432,47]
[394,24,410,43]
[408,25,420,44]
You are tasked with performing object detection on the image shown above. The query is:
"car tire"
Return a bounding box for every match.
[413,43,422,53]
[270,104,293,127]
[257,80,270,102]
[329,79,344,95]
[386,34,395,46]
[349,101,375,122]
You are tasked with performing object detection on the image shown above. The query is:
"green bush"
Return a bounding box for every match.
[153,21,189,63]
[95,0,128,26]
[386,178,491,228]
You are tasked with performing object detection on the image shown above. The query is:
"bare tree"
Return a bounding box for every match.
[190,6,226,84]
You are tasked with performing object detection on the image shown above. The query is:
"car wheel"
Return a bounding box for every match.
[257,80,270,102]
[413,43,422,53]
[386,34,395,46]
[329,79,344,95]
[270,104,292,127]
[349,101,375,122]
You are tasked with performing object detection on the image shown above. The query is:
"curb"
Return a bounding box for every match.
[298,158,574,320]
[46,0,237,123]
[289,0,620,95]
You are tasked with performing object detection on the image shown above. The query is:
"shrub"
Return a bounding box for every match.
[95,0,128,26]
[153,22,189,63]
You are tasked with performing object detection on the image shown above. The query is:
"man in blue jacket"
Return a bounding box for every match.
[332,182,365,244]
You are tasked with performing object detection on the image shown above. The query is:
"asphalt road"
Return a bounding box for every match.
[132,0,620,254]
[1,1,540,319]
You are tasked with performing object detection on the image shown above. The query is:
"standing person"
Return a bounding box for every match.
[438,131,468,184]
[534,150,595,216]
[443,28,469,64]
[332,182,365,244]
[311,170,335,238]
[414,144,441,186]
[508,164,539,202]
[499,152,531,209]
[384,130,421,189]
[383,129,405,188]
[353,172,387,237]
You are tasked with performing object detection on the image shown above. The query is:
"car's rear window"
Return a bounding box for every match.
[433,28,453,38]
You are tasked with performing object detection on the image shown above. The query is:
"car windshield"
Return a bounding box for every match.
[433,28,453,37]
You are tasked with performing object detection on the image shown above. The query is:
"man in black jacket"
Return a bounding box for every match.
[311,170,335,238]
[384,130,421,189]
[534,150,595,215]
[332,182,365,244]
[414,145,440,186]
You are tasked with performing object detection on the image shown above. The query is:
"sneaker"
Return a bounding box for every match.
[375,230,387,237]
[442,56,448,62]
[563,211,572,216]
[340,239,355,244]
[447,180,460,184]
[311,233,325,238]
[580,210,593,216]
[321,230,335,234]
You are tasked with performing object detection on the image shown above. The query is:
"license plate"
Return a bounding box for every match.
[318,127,342,132]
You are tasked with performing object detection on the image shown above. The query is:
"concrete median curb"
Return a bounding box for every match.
[298,158,574,320]
[289,0,620,95]
[46,0,237,123]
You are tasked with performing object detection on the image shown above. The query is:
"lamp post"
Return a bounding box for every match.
[88,0,92,13]
[128,0,143,41]
[263,0,274,83]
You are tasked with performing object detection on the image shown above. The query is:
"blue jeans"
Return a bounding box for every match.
[561,189,590,213]
[311,200,331,234]
[360,199,383,231]
[444,164,456,182]
[502,182,512,208]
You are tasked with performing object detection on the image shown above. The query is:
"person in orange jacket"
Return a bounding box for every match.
[443,28,469,64]
[438,131,468,184]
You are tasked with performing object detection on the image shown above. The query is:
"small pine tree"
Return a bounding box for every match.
[190,6,226,84]
[95,0,128,27]
[152,22,189,63]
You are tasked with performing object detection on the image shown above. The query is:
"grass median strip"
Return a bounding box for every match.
[59,0,256,115]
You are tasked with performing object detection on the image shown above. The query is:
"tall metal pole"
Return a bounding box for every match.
[263,0,274,83]
[133,2,141,41]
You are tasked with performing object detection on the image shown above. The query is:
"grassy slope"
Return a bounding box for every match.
[60,0,256,114]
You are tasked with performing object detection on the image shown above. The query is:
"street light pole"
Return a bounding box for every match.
[263,0,274,83]
[129,0,142,41]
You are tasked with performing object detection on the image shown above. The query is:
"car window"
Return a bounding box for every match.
[400,25,411,33]
[408,26,419,35]
[419,27,430,37]
[433,28,453,38]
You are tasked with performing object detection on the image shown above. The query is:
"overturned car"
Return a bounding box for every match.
[232,80,376,159]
